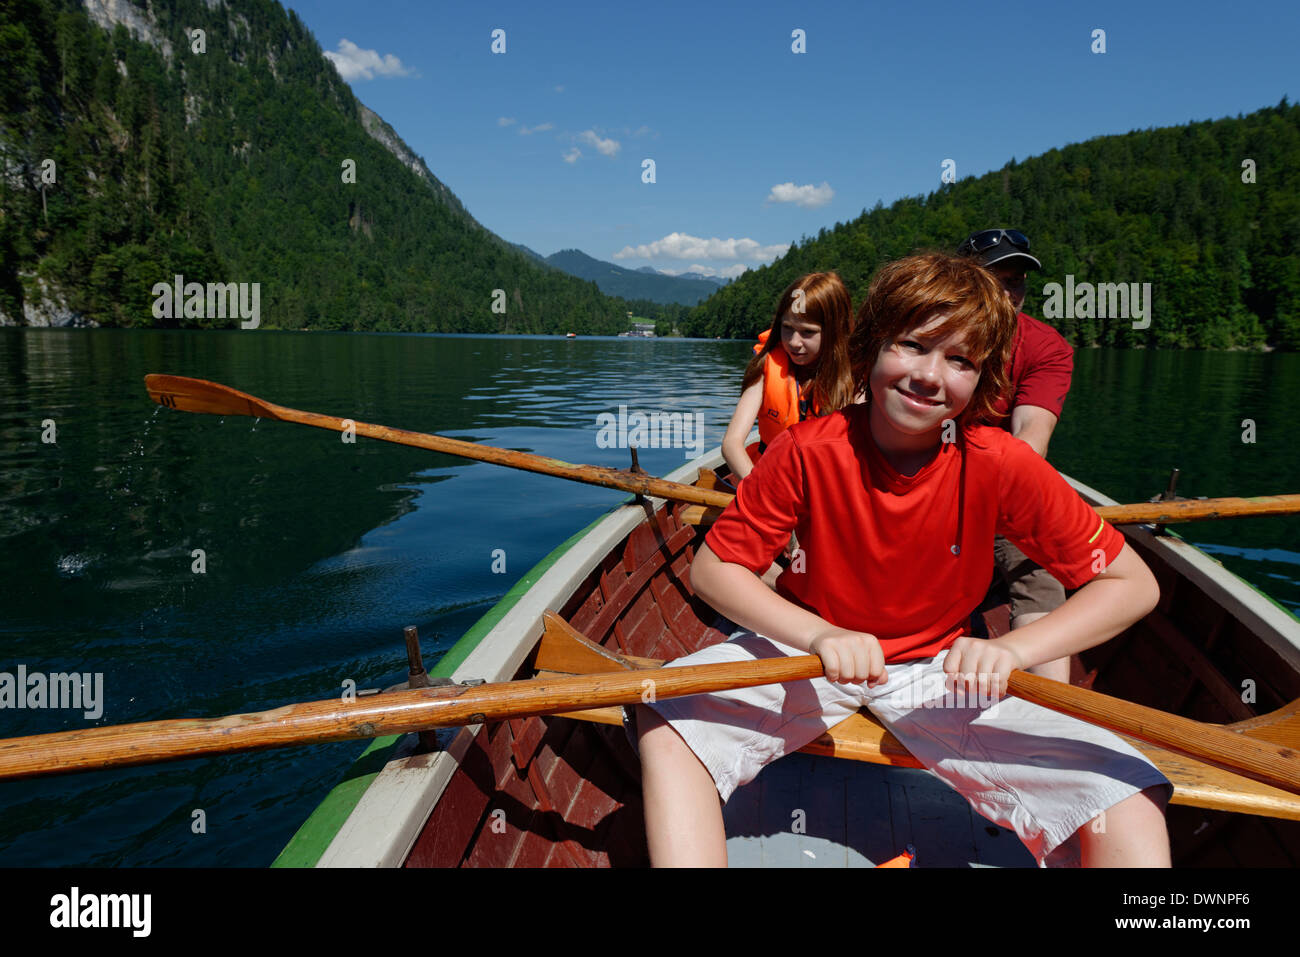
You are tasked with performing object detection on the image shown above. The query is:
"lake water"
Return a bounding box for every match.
[0,329,1297,866]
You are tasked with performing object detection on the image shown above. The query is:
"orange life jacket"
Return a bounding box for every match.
[751,330,818,455]
[876,845,916,868]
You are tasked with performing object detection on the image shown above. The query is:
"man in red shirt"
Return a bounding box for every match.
[958,229,1074,682]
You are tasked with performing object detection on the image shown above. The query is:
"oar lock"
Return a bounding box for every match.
[394,624,484,690]
[1146,468,1206,534]
[371,626,488,752]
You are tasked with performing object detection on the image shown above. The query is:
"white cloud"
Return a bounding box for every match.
[562,147,581,164]
[519,122,555,135]
[766,181,834,208]
[554,85,565,93]
[578,130,620,157]
[323,39,415,81]
[612,232,790,263]
[498,117,517,127]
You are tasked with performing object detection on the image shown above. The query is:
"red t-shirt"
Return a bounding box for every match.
[705,405,1124,662]
[988,313,1074,425]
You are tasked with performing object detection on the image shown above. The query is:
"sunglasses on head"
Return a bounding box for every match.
[959,229,1030,255]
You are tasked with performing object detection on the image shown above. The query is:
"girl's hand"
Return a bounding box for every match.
[809,629,886,686]
[941,636,1025,701]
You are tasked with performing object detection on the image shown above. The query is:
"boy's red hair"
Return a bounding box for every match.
[742,272,855,413]
[849,253,1016,425]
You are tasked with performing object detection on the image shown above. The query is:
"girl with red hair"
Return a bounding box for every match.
[720,272,856,481]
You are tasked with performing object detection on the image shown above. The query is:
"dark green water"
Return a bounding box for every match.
[0,329,1297,866]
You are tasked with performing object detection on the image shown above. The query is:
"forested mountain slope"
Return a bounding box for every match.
[0,0,633,333]
[684,101,1300,349]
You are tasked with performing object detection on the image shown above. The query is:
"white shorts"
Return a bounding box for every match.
[628,631,1171,865]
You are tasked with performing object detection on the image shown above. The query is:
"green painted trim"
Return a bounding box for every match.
[1254,587,1300,624]
[271,506,619,868]
[426,510,613,679]
[271,734,401,868]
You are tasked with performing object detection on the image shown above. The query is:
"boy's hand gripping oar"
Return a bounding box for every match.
[142,374,732,509]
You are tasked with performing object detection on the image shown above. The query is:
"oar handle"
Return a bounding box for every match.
[6,652,1298,796]
[1007,670,1300,795]
[684,494,1300,527]
[1094,495,1300,524]
[0,656,825,781]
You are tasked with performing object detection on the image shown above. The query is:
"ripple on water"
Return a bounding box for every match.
[56,553,95,578]
[0,504,45,539]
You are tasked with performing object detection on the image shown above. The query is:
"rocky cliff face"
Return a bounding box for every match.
[355,104,483,229]
[79,0,478,229]
[0,276,96,328]
[81,0,176,59]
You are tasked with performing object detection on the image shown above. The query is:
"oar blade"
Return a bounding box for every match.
[142,373,734,507]
[144,374,281,420]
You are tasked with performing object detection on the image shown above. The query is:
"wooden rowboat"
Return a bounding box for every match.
[274,446,1300,868]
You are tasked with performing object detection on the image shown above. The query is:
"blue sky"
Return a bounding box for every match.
[290,0,1297,278]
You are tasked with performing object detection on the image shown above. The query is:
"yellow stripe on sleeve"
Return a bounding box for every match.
[1087,519,1105,544]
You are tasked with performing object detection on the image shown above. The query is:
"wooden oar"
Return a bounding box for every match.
[4,639,1296,793]
[557,632,1300,796]
[536,613,1300,817]
[1004,670,1300,795]
[0,656,823,782]
[142,374,732,509]
[1089,495,1300,525]
[145,374,1299,525]
[680,494,1300,527]
[535,613,1300,794]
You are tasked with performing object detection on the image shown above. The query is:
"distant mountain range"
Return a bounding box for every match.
[635,265,728,285]
[542,249,727,305]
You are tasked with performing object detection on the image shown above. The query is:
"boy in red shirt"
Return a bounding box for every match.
[634,253,1170,867]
